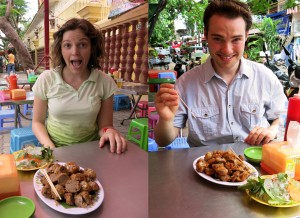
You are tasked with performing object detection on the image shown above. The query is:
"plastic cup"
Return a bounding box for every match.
[117,79,123,88]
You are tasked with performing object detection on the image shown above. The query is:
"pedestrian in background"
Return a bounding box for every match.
[7,49,15,74]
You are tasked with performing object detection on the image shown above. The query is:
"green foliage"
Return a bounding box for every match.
[246,17,281,61]
[150,0,208,48]
[246,0,298,15]
[150,0,297,55]
[281,0,298,10]
[0,0,30,49]
[246,0,272,15]
[149,48,159,58]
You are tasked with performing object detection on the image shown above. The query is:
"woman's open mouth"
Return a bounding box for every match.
[71,60,82,69]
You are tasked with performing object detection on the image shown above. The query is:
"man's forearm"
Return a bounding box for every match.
[154,119,179,147]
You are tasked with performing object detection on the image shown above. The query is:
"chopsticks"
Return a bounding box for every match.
[228,148,251,172]
[177,94,196,118]
[40,169,62,200]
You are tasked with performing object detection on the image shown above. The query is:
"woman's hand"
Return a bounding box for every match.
[43,144,56,150]
[155,83,179,122]
[99,128,127,154]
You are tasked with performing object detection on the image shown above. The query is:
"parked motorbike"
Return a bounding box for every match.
[262,44,289,87]
[172,54,188,78]
[282,46,300,98]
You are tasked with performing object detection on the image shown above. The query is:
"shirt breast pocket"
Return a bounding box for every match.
[240,104,260,130]
[89,96,101,113]
[192,107,220,135]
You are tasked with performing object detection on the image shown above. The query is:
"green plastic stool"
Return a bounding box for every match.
[127,118,148,151]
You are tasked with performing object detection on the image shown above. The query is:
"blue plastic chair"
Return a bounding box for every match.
[148,137,190,152]
[148,138,158,152]
[0,106,22,130]
[23,104,33,115]
[10,127,40,153]
[113,94,131,111]
[166,137,190,150]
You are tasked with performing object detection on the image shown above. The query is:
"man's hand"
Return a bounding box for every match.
[155,83,179,122]
[244,126,277,145]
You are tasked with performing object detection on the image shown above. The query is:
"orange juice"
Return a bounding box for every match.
[0,154,20,199]
[261,141,300,180]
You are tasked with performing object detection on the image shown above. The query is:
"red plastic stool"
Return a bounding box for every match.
[148,113,159,138]
[135,101,148,117]
[148,106,156,116]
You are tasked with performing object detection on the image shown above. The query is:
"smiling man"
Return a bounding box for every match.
[154,0,287,147]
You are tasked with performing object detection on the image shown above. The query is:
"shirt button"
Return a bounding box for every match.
[252,109,256,113]
[235,136,239,140]
[204,114,208,117]
[231,122,234,125]
[228,105,231,108]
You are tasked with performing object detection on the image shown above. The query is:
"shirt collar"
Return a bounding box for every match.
[204,57,250,83]
[53,67,98,85]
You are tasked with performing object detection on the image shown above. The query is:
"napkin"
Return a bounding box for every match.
[287,121,300,148]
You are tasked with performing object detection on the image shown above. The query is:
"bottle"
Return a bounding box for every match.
[284,86,300,141]
[277,102,288,142]
[8,73,18,90]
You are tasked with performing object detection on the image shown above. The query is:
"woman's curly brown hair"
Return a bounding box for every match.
[51,18,105,71]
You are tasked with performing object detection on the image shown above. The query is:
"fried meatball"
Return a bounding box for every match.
[64,192,75,206]
[57,173,70,186]
[65,162,80,174]
[65,180,81,193]
[83,168,96,181]
[70,173,85,182]
[54,165,68,175]
[79,191,92,205]
[80,181,92,192]
[41,185,52,198]
[88,181,100,192]
[74,194,88,208]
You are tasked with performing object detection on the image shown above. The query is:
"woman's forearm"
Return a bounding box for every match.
[32,122,55,149]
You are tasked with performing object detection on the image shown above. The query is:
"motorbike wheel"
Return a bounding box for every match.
[149,62,153,69]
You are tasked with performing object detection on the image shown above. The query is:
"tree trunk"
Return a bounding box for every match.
[0,17,34,72]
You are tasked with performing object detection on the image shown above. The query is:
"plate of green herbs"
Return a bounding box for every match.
[239,173,300,207]
[13,145,53,171]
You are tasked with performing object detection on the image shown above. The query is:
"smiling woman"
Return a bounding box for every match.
[31,18,127,154]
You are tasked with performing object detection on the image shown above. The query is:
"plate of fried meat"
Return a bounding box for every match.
[193,150,258,186]
[33,161,104,215]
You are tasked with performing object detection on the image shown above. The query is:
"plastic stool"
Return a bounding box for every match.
[135,101,148,117]
[158,72,176,80]
[0,109,22,130]
[10,127,40,153]
[148,138,158,152]
[148,113,159,138]
[166,137,190,150]
[127,118,148,151]
[148,106,156,115]
[23,104,33,115]
[113,94,131,111]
